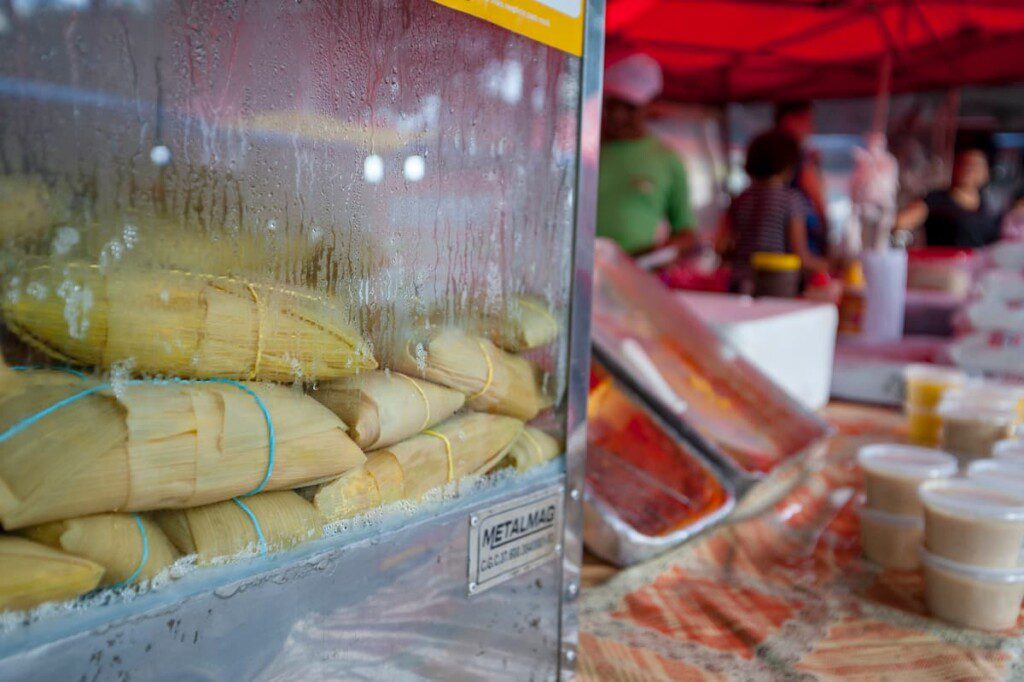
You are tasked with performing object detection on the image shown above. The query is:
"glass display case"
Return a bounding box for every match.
[0,0,602,677]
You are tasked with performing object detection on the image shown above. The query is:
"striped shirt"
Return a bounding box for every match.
[729,183,804,289]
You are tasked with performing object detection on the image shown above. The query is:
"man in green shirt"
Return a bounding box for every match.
[597,54,696,255]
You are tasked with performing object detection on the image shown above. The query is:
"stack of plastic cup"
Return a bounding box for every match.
[857,444,958,570]
[918,479,1024,630]
[938,382,1024,465]
[903,364,965,447]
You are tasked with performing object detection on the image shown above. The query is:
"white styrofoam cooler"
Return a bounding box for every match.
[675,292,838,410]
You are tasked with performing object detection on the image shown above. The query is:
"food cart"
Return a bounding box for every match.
[0,0,603,678]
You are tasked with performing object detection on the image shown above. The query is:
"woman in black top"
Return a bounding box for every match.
[897,147,1000,248]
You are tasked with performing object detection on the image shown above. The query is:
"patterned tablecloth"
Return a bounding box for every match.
[578,404,1024,681]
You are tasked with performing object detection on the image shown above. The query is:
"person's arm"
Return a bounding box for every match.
[797,158,830,250]
[714,211,733,259]
[896,199,929,231]
[788,214,828,273]
[664,151,697,252]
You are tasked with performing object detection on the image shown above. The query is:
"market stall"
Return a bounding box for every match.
[579,1,1024,678]
[0,0,603,678]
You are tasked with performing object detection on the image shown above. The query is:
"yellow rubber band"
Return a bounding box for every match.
[423,429,454,483]
[396,372,431,431]
[468,340,494,400]
[517,297,557,329]
[247,283,264,381]
[521,428,543,459]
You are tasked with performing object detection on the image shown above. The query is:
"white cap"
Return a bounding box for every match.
[967,459,1024,496]
[604,54,663,106]
[919,479,1024,522]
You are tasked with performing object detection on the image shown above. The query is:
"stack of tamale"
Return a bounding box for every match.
[314,413,523,522]
[502,426,562,472]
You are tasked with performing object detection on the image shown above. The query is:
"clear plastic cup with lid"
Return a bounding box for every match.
[859,507,923,570]
[858,444,957,515]
[993,439,1024,465]
[919,478,1024,568]
[967,458,1024,495]
[903,364,966,410]
[904,405,943,447]
[920,546,1024,631]
[938,394,1019,463]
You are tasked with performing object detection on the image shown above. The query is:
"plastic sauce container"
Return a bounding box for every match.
[919,479,1024,569]
[921,547,1024,631]
[903,364,966,410]
[751,252,801,299]
[938,400,1018,464]
[858,444,957,515]
[967,459,1024,495]
[993,439,1024,465]
[859,507,923,570]
[905,406,943,447]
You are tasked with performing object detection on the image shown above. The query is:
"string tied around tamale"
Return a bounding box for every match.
[423,429,455,483]
[11,365,89,380]
[396,372,431,431]
[246,283,265,381]
[231,497,268,557]
[0,374,276,498]
[467,340,494,400]
[107,514,150,589]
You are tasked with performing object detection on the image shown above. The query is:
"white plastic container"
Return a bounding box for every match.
[921,547,1024,631]
[967,459,1024,495]
[860,249,907,343]
[857,444,957,515]
[919,479,1024,569]
[859,507,923,570]
[993,439,1024,465]
[938,389,1021,463]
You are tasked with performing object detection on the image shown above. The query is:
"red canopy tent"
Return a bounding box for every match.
[605,0,1024,103]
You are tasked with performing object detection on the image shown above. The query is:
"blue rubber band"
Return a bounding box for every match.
[11,365,88,380]
[108,514,150,589]
[0,383,111,444]
[201,379,275,497]
[232,497,267,557]
[0,374,275,496]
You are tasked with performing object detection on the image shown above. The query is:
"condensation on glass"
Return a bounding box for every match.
[0,0,581,619]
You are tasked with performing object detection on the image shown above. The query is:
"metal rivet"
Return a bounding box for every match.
[566,582,579,597]
[470,515,479,527]
[569,488,581,501]
[468,582,478,593]
[554,544,563,555]
[565,649,577,662]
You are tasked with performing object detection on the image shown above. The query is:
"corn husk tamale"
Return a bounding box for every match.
[23,513,179,586]
[0,373,365,529]
[487,295,559,352]
[156,491,323,565]
[0,536,104,612]
[2,262,376,381]
[0,175,54,242]
[392,328,548,421]
[502,426,562,472]
[314,413,523,522]
[311,370,465,450]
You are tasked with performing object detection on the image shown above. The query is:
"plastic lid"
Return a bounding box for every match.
[902,363,966,385]
[859,505,924,528]
[993,439,1024,461]
[857,444,958,480]
[967,459,1024,495]
[919,479,1024,522]
[937,394,1019,422]
[946,381,1024,405]
[751,252,800,272]
[919,545,1024,583]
